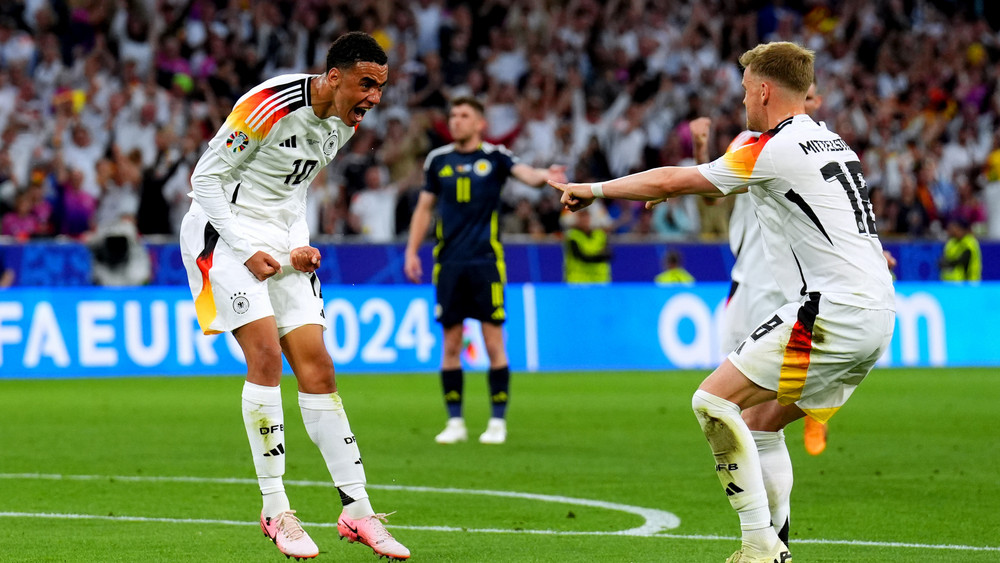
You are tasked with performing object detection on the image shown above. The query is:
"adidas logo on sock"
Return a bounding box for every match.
[279,136,297,148]
[724,482,744,496]
[262,443,285,457]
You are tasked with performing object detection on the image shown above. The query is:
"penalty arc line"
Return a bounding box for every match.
[0,472,678,537]
[1,473,997,553]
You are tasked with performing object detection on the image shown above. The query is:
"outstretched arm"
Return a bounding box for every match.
[511,163,567,187]
[549,165,721,212]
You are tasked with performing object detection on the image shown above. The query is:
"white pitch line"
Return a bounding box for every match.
[0,472,679,537]
[1,473,997,553]
[3,511,999,553]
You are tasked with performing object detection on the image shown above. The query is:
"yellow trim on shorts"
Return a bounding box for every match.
[194,287,219,334]
[777,321,812,405]
[490,211,507,284]
[194,264,220,335]
[803,407,840,424]
[491,282,504,307]
[433,218,443,261]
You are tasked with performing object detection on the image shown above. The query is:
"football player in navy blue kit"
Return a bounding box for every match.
[404,97,565,445]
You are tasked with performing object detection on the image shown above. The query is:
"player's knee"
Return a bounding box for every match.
[296,356,337,392]
[691,389,740,422]
[442,335,464,359]
[247,341,283,375]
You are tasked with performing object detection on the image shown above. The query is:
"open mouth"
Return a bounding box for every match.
[352,107,368,122]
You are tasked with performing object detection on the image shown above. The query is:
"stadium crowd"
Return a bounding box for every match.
[1,0,999,246]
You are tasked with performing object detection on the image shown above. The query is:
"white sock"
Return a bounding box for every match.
[242,381,290,517]
[692,390,779,553]
[299,391,374,519]
[752,430,793,544]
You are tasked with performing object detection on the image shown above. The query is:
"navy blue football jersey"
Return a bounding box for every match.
[422,142,518,264]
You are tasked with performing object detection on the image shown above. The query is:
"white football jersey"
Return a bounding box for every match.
[204,73,356,235]
[699,115,894,310]
[724,132,785,295]
[728,195,778,289]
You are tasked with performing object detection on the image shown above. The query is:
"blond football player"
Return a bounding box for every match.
[550,42,894,562]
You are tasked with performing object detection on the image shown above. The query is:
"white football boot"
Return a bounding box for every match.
[478,417,507,444]
[434,417,467,444]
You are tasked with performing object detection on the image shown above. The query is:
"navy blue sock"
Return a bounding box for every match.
[441,368,463,418]
[488,366,510,419]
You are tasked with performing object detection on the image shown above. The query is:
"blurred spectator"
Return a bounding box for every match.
[952,175,988,235]
[0,16,34,67]
[55,121,107,199]
[940,218,982,282]
[331,128,379,210]
[136,125,190,236]
[93,153,141,228]
[409,51,447,109]
[655,249,695,284]
[87,218,151,286]
[379,108,430,186]
[412,0,444,57]
[535,194,563,235]
[114,101,161,169]
[349,165,399,242]
[891,177,932,237]
[652,196,699,239]
[53,164,97,238]
[502,198,543,237]
[562,205,612,284]
[1,188,41,239]
[696,196,734,240]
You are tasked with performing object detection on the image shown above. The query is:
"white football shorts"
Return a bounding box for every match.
[179,204,325,336]
[727,293,895,423]
[721,281,787,355]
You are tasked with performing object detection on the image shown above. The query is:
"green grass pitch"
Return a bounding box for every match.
[3,368,999,562]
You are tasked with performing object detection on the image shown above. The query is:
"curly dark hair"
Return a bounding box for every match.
[326,31,388,71]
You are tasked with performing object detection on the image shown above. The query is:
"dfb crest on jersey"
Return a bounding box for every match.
[323,131,338,156]
[227,131,249,152]
[474,159,492,176]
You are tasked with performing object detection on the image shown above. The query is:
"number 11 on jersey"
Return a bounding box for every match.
[456,177,471,202]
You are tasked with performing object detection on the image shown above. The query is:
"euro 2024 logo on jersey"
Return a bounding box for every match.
[227,131,249,153]
[474,159,492,176]
[323,131,338,156]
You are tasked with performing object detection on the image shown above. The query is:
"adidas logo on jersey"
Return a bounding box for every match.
[279,135,297,148]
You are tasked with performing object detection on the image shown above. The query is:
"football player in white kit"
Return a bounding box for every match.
[179,32,409,561]
[550,42,895,563]
[710,85,835,462]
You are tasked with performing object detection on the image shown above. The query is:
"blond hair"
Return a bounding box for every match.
[738,42,815,94]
